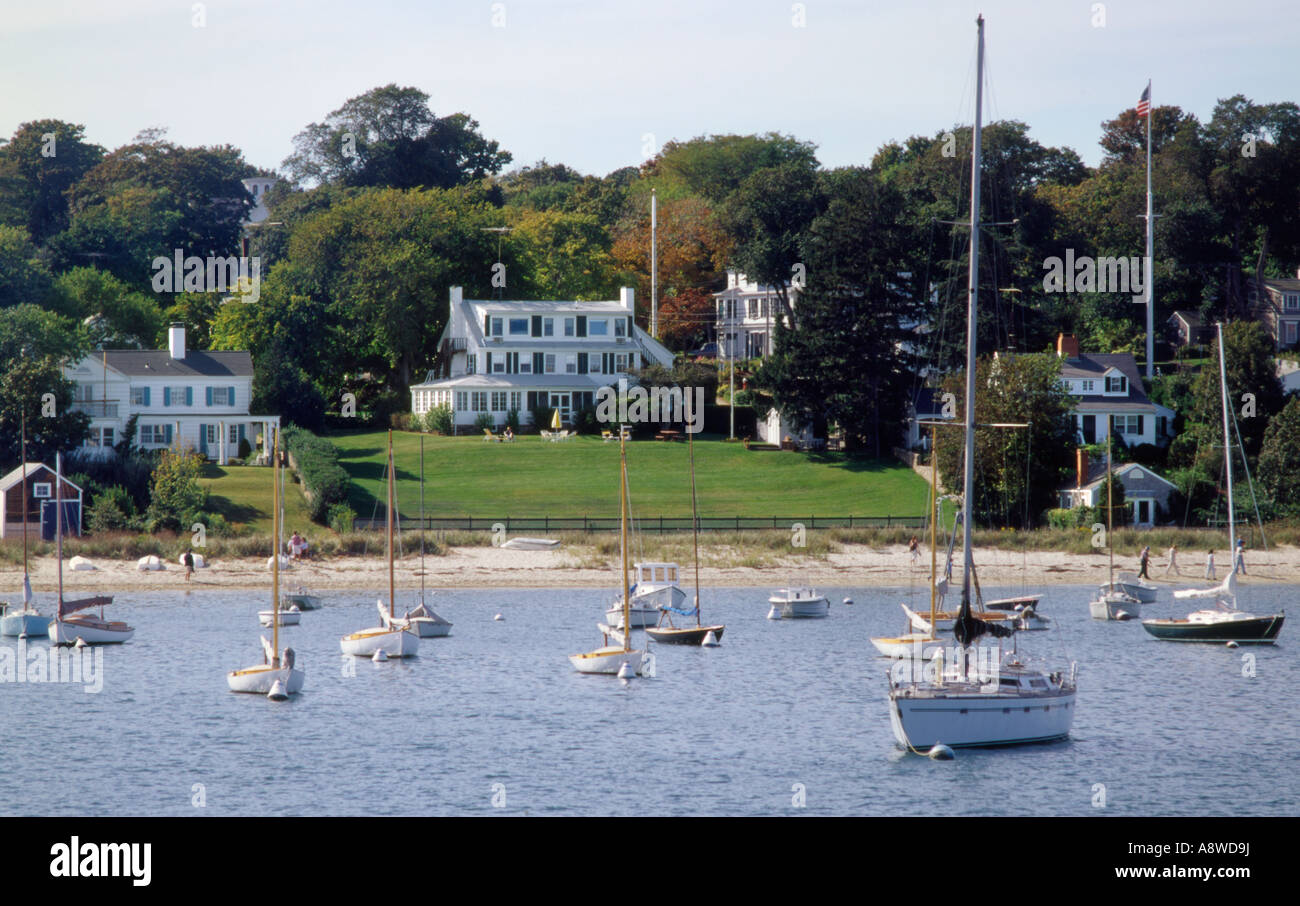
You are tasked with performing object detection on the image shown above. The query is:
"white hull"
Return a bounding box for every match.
[870,634,942,659]
[1089,594,1140,621]
[1,610,52,637]
[605,602,663,629]
[259,610,301,627]
[382,613,452,637]
[890,688,1075,749]
[340,626,419,657]
[50,617,134,645]
[227,665,305,695]
[769,590,830,619]
[568,646,647,675]
[1101,577,1157,604]
[501,537,560,550]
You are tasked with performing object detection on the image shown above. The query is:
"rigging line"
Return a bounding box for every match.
[1227,392,1267,551]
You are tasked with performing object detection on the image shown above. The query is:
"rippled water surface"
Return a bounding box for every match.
[1,582,1295,816]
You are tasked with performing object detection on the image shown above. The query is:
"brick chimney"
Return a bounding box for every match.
[1057,333,1079,358]
[1076,447,1088,489]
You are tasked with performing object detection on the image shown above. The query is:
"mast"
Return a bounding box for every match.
[928,423,938,629]
[271,428,280,667]
[20,412,29,607]
[420,434,425,603]
[1107,422,1114,584]
[650,189,658,340]
[960,14,985,611]
[55,452,64,616]
[1144,80,1154,380]
[620,432,631,652]
[1217,323,1237,556]
[387,429,396,620]
[689,427,701,626]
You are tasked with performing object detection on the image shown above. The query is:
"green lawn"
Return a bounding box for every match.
[200,464,315,534]
[330,430,928,521]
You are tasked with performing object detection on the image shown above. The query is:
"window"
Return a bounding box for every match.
[455,392,468,411]
[543,318,554,337]
[229,425,240,444]
[1288,321,1298,344]
[588,319,608,336]
[139,424,166,445]
[615,354,628,372]
[212,387,231,406]
[490,318,503,337]
[748,299,759,319]
[100,427,114,447]
[509,318,528,336]
[1079,380,1095,393]
[131,387,147,405]
[492,358,505,374]
[544,354,556,374]
[564,318,575,337]
[1105,376,1127,394]
[615,319,626,338]
[510,392,521,411]
[491,391,507,412]
[520,358,532,374]
[589,356,601,374]
[467,355,476,375]
[1287,294,1299,311]
[205,425,218,445]
[170,386,189,405]
[471,392,488,412]
[564,356,576,374]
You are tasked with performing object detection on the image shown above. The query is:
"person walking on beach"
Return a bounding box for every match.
[1165,545,1179,576]
[908,535,920,565]
[182,549,194,582]
[1138,545,1151,579]
[1206,550,1216,580]
[1235,538,1246,575]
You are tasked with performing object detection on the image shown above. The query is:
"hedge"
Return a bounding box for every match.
[281,426,351,523]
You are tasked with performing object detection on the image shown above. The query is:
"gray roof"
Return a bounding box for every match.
[411,374,617,390]
[1070,461,1176,492]
[1061,353,1157,408]
[102,350,253,378]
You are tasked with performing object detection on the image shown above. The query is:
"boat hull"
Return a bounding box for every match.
[889,688,1075,749]
[283,594,322,611]
[501,538,560,550]
[1141,614,1284,643]
[644,625,724,645]
[870,634,941,659]
[985,595,1043,612]
[568,646,647,675]
[258,610,301,627]
[1089,595,1140,621]
[1101,579,1158,604]
[227,665,305,695]
[0,611,53,637]
[50,617,134,646]
[340,627,419,657]
[605,603,662,629]
[768,592,830,618]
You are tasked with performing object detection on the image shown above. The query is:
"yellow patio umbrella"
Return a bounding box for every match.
[550,408,562,430]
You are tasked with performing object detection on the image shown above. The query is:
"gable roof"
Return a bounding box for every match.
[1059,352,1166,412]
[99,350,253,378]
[0,463,81,494]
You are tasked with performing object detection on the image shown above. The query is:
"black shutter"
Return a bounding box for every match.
[576,316,587,337]
[1137,415,1145,436]
[531,316,542,337]
[533,352,544,374]
[527,391,538,410]
[485,352,493,373]
[627,316,633,337]
[578,353,588,374]
[484,314,490,336]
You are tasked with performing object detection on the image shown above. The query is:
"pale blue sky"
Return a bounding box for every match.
[3,0,1296,177]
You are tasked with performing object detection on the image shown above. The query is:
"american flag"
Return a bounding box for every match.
[1136,84,1151,117]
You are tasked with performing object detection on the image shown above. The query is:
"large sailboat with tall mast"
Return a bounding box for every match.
[887,15,1076,751]
[340,430,420,658]
[229,429,304,698]
[1,415,52,638]
[570,432,649,675]
[49,452,134,646]
[1142,324,1284,643]
[647,428,724,645]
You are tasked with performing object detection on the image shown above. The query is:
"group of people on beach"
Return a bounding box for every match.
[1138,539,1246,580]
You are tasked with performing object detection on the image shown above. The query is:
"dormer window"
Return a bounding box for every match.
[1105,375,1127,394]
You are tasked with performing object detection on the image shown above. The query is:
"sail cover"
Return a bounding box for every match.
[952,592,1013,646]
[660,605,698,617]
[1172,572,1236,600]
[60,595,112,616]
[21,575,33,606]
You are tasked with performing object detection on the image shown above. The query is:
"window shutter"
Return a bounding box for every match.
[199,425,206,453]
[206,387,213,406]
[486,352,493,373]
[533,352,544,374]
[576,316,587,337]
[228,386,235,407]
[1137,415,1145,436]
[186,387,193,406]
[526,391,537,410]
[164,425,173,444]
[142,387,151,406]
[163,387,171,406]
[484,314,490,336]
[577,353,588,374]
[627,316,633,337]
[238,424,246,442]
[531,316,542,337]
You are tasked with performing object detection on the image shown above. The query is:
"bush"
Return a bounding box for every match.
[144,449,208,533]
[573,404,600,435]
[505,407,521,432]
[88,485,138,534]
[530,404,554,430]
[474,411,496,431]
[423,404,454,435]
[237,437,252,460]
[328,503,357,534]
[390,412,413,431]
[281,426,351,523]
[1045,506,1098,530]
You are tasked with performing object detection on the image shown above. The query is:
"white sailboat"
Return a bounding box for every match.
[570,432,649,676]
[380,435,452,638]
[1090,428,1142,621]
[888,16,1076,750]
[341,430,419,658]
[229,430,305,697]
[1,416,52,638]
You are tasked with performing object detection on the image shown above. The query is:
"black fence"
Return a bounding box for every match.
[352,515,925,533]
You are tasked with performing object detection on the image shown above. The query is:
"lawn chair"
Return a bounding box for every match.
[482,428,501,442]
[602,430,614,442]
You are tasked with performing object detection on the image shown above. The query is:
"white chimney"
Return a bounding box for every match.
[169,323,186,359]
[450,285,463,305]
[620,286,635,311]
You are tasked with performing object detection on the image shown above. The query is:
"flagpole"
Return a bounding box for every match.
[650,190,658,340]
[1144,78,1154,380]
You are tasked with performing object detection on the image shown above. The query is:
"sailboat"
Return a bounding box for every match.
[647,428,724,645]
[1,416,52,638]
[887,15,1076,750]
[340,430,420,658]
[381,435,452,638]
[1142,323,1285,643]
[569,431,649,675]
[49,452,134,646]
[229,429,305,697]
[1090,426,1142,621]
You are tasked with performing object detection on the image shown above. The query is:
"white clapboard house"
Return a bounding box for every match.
[410,287,675,428]
[63,324,279,464]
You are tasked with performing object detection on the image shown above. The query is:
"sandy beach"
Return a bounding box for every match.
[4,543,1298,593]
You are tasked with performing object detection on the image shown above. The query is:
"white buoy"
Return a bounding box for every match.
[767,605,782,620]
[494,613,504,622]
[1226,640,1239,649]
[928,744,955,760]
[267,679,288,701]
[616,662,635,680]
[75,637,89,649]
[843,597,853,606]
[372,648,389,663]
[701,630,720,647]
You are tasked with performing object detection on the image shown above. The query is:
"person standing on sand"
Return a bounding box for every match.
[183,549,194,582]
[1165,545,1179,576]
[908,535,920,565]
[1138,545,1151,579]
[1235,538,1246,575]
[1206,550,1216,580]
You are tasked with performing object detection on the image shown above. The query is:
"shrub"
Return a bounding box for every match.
[237,437,253,460]
[390,412,413,431]
[281,426,351,523]
[423,404,454,435]
[530,404,554,430]
[328,503,357,534]
[505,407,521,432]
[474,411,496,431]
[144,448,208,532]
[88,485,138,534]
[573,404,601,435]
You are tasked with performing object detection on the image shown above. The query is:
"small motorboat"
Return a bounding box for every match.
[768,587,830,618]
[259,604,302,627]
[282,586,323,610]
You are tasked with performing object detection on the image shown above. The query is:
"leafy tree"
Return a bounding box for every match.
[652,133,819,204]
[50,267,164,348]
[0,119,105,242]
[1256,395,1300,516]
[1188,320,1282,461]
[0,225,55,307]
[145,448,208,533]
[249,337,326,432]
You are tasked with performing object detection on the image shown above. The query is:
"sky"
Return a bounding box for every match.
[2,0,1297,177]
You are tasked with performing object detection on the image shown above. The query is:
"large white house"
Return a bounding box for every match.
[1055,335,1174,448]
[712,271,799,360]
[64,324,278,464]
[409,287,675,428]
